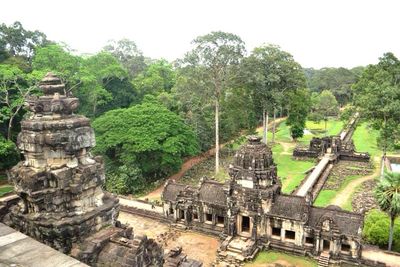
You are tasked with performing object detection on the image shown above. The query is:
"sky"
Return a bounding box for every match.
[2,0,399,68]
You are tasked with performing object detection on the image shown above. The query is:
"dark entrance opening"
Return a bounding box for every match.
[178,209,184,220]
[323,240,330,251]
[169,207,174,216]
[192,211,198,220]
[242,216,250,233]
[205,213,213,222]
[217,215,224,225]
[306,237,314,245]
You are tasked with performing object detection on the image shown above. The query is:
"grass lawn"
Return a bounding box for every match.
[314,174,362,207]
[258,118,344,145]
[271,144,315,194]
[245,251,317,267]
[0,186,13,197]
[352,123,381,157]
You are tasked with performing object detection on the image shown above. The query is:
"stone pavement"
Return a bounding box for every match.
[0,223,87,267]
[118,196,164,213]
[362,246,400,267]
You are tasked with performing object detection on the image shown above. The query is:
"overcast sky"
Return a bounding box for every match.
[2,0,399,68]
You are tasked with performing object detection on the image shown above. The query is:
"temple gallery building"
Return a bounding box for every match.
[162,136,363,265]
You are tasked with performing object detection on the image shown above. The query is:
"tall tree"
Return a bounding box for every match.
[375,171,400,251]
[286,88,311,141]
[243,44,306,143]
[183,31,245,174]
[353,52,400,176]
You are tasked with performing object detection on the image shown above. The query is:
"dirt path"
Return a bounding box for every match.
[362,246,400,267]
[330,156,380,207]
[142,118,286,200]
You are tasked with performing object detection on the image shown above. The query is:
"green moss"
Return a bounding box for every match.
[246,250,317,267]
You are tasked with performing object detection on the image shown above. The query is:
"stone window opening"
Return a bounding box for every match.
[241,216,250,233]
[169,207,174,216]
[272,227,281,237]
[205,213,213,224]
[341,243,351,253]
[285,230,296,241]
[217,215,224,226]
[305,236,314,245]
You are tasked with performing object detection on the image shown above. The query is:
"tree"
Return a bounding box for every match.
[243,44,306,144]
[103,38,146,78]
[32,44,81,85]
[310,90,339,135]
[286,88,311,140]
[93,95,199,182]
[0,64,38,140]
[353,53,400,176]
[133,59,176,99]
[375,171,400,251]
[78,52,128,117]
[0,21,50,60]
[304,67,360,106]
[183,31,245,174]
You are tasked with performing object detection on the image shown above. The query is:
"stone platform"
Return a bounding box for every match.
[0,223,87,267]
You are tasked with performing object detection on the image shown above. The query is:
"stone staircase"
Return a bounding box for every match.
[217,236,259,266]
[318,252,330,267]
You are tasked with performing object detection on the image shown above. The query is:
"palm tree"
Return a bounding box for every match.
[374,171,400,251]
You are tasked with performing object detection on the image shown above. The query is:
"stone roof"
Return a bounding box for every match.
[309,206,363,237]
[198,180,226,206]
[163,183,188,202]
[269,194,309,221]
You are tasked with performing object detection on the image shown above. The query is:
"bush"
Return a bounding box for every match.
[363,209,400,251]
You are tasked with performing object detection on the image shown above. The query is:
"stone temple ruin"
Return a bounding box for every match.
[1,73,165,266]
[163,136,364,266]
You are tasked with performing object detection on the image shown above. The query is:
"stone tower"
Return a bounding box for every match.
[7,73,119,253]
[229,135,280,189]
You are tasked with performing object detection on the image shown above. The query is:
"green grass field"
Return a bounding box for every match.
[314,174,362,207]
[352,123,381,157]
[245,251,317,267]
[259,118,344,144]
[271,144,315,194]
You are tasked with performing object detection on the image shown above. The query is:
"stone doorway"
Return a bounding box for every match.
[322,239,330,252]
[241,216,250,234]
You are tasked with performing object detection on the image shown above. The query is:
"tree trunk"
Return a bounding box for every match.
[7,114,15,140]
[265,111,269,144]
[324,119,327,136]
[388,214,395,251]
[215,99,219,174]
[262,109,266,143]
[272,109,276,143]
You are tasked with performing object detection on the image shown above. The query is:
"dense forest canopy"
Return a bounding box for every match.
[0,21,397,194]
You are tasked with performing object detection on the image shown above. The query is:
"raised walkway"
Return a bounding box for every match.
[296,154,332,197]
[0,223,87,267]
